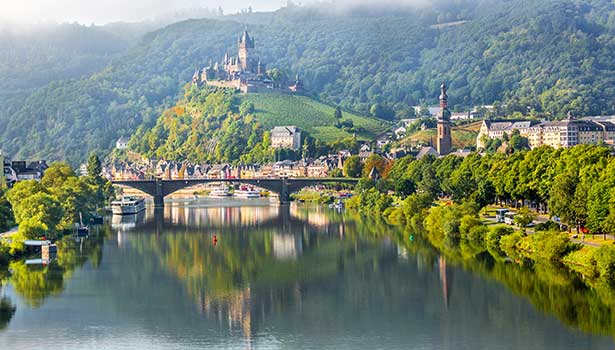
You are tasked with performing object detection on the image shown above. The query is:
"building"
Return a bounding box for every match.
[116,137,129,150]
[478,112,615,150]
[476,119,541,149]
[270,126,301,150]
[192,31,301,94]
[416,146,439,160]
[436,82,452,156]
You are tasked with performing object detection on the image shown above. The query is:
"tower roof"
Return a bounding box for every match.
[439,81,448,101]
[239,30,254,47]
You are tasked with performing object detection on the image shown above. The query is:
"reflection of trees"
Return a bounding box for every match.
[0,296,16,330]
[376,212,615,340]
[7,226,109,308]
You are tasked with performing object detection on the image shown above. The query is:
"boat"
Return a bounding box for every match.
[77,213,89,237]
[234,186,261,199]
[209,186,232,197]
[111,196,146,215]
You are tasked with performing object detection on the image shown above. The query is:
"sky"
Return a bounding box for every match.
[0,0,287,25]
[0,0,432,25]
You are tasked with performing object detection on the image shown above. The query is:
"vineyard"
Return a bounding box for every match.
[240,93,389,141]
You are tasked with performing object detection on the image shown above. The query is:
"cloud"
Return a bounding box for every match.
[0,0,286,25]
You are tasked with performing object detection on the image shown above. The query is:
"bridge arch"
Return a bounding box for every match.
[112,178,358,207]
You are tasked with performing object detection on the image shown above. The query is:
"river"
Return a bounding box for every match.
[0,198,613,349]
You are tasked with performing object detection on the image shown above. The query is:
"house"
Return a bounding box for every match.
[450,112,472,121]
[271,126,301,150]
[359,144,373,163]
[375,131,393,150]
[476,119,541,149]
[116,137,129,150]
[416,146,439,160]
[394,126,407,139]
[207,164,230,179]
[11,160,47,181]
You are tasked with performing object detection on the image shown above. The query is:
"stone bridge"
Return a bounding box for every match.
[112,178,359,207]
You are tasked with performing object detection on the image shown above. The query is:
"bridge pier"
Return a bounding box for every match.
[279,179,290,205]
[154,178,165,208]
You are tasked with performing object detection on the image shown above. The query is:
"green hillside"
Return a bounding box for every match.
[241,94,388,141]
[5,1,615,163]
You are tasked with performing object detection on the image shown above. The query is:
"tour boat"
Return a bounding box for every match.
[234,186,261,199]
[111,196,146,215]
[209,186,232,197]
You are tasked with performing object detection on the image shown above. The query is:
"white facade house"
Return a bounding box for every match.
[270,126,301,150]
[116,137,129,150]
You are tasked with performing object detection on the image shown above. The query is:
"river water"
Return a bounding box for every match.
[0,198,613,349]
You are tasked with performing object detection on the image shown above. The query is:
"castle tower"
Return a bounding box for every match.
[436,81,452,156]
[238,30,255,72]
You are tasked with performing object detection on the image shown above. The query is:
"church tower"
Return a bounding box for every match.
[437,81,452,156]
[238,30,255,72]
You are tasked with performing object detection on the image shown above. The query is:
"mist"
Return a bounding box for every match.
[0,0,286,26]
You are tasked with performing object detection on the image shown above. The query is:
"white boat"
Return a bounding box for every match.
[111,196,146,215]
[234,186,261,199]
[209,186,232,197]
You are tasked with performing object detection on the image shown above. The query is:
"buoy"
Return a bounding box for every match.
[213,234,218,246]
[409,234,414,242]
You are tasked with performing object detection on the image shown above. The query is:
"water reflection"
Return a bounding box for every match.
[0,201,613,350]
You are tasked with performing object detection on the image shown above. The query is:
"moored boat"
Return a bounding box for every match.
[234,186,261,199]
[209,186,232,197]
[111,196,146,215]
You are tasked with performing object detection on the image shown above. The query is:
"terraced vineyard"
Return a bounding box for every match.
[241,93,389,141]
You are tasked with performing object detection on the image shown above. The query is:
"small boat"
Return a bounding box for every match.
[234,186,261,199]
[89,214,104,225]
[77,213,89,237]
[111,196,146,215]
[210,186,232,197]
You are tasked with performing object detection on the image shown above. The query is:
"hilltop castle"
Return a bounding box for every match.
[192,30,303,93]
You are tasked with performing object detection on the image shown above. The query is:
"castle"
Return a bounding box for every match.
[192,30,303,93]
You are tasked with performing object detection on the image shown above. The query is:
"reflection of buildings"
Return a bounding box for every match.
[272,233,303,260]
[198,288,254,350]
[163,202,281,228]
[439,255,449,309]
[111,211,146,232]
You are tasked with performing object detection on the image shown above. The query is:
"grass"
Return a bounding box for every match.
[399,124,479,149]
[240,93,389,142]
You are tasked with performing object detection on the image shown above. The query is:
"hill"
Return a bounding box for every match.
[399,122,481,150]
[4,0,615,163]
[129,87,377,164]
[240,94,388,142]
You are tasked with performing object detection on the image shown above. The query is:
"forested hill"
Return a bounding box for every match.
[4,0,615,164]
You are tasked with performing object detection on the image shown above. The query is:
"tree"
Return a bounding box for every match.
[514,207,537,231]
[549,171,578,231]
[394,178,416,198]
[334,106,343,120]
[86,153,102,181]
[363,154,388,178]
[42,163,76,189]
[343,156,363,178]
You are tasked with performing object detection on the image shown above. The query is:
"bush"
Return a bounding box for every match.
[595,246,615,287]
[500,232,527,262]
[531,230,573,262]
[534,220,561,232]
[467,225,489,243]
[486,225,514,257]
[460,215,482,239]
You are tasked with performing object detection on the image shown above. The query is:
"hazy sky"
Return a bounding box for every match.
[0,0,287,25]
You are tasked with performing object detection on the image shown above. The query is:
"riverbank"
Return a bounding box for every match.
[343,145,615,312]
[0,158,111,266]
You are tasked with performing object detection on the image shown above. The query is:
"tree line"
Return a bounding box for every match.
[346,144,615,290]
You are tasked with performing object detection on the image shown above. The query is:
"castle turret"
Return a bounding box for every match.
[192,67,201,86]
[436,81,452,156]
[238,30,255,72]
